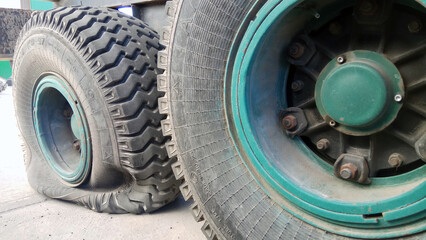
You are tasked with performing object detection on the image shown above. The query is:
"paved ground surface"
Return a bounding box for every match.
[0,87,205,240]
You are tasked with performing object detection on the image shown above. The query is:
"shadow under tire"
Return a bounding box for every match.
[13,6,180,213]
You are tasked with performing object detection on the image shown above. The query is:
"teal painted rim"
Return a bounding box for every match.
[225,0,425,238]
[33,74,91,186]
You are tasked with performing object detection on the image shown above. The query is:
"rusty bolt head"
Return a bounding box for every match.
[288,42,305,59]
[408,20,422,33]
[282,115,297,130]
[388,153,404,167]
[73,140,81,152]
[291,80,304,92]
[316,138,330,151]
[339,163,358,180]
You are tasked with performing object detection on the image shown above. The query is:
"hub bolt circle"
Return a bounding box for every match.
[282,115,297,130]
[340,163,358,180]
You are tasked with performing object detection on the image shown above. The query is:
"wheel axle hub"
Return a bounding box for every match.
[315,50,404,136]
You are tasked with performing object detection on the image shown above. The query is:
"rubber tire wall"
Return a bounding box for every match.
[13,6,180,213]
[159,1,424,239]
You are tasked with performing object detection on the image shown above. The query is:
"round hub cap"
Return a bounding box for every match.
[316,51,404,136]
[321,62,387,126]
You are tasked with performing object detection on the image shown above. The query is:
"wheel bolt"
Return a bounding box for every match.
[288,42,305,59]
[339,163,357,180]
[337,56,345,64]
[282,115,297,130]
[388,153,404,167]
[316,138,330,151]
[64,109,72,118]
[291,80,304,92]
[73,140,81,152]
[408,20,422,33]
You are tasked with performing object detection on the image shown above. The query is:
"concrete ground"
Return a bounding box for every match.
[0,87,205,240]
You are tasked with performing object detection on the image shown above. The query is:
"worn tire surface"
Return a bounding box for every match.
[13,6,180,213]
[159,0,424,239]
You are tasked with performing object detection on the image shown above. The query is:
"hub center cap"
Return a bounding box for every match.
[321,62,387,126]
[315,51,404,136]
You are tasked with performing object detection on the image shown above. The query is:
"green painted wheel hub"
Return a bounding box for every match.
[32,74,91,186]
[225,0,426,238]
[321,63,387,126]
[316,51,404,136]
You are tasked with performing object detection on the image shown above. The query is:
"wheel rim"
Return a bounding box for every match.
[226,0,425,238]
[33,74,91,186]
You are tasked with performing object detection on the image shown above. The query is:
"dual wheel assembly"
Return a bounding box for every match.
[13,7,180,213]
[160,0,425,239]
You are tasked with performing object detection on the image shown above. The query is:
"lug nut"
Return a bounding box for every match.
[73,140,81,152]
[291,80,304,92]
[388,153,404,167]
[337,56,345,64]
[339,163,358,180]
[408,20,422,33]
[316,139,330,151]
[282,115,297,130]
[64,109,73,118]
[288,42,305,59]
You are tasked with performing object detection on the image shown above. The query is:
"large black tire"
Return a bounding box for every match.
[13,6,180,213]
[159,0,425,239]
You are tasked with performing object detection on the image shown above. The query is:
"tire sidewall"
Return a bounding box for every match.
[14,28,123,189]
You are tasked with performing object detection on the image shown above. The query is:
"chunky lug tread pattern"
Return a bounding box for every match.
[16,6,180,213]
